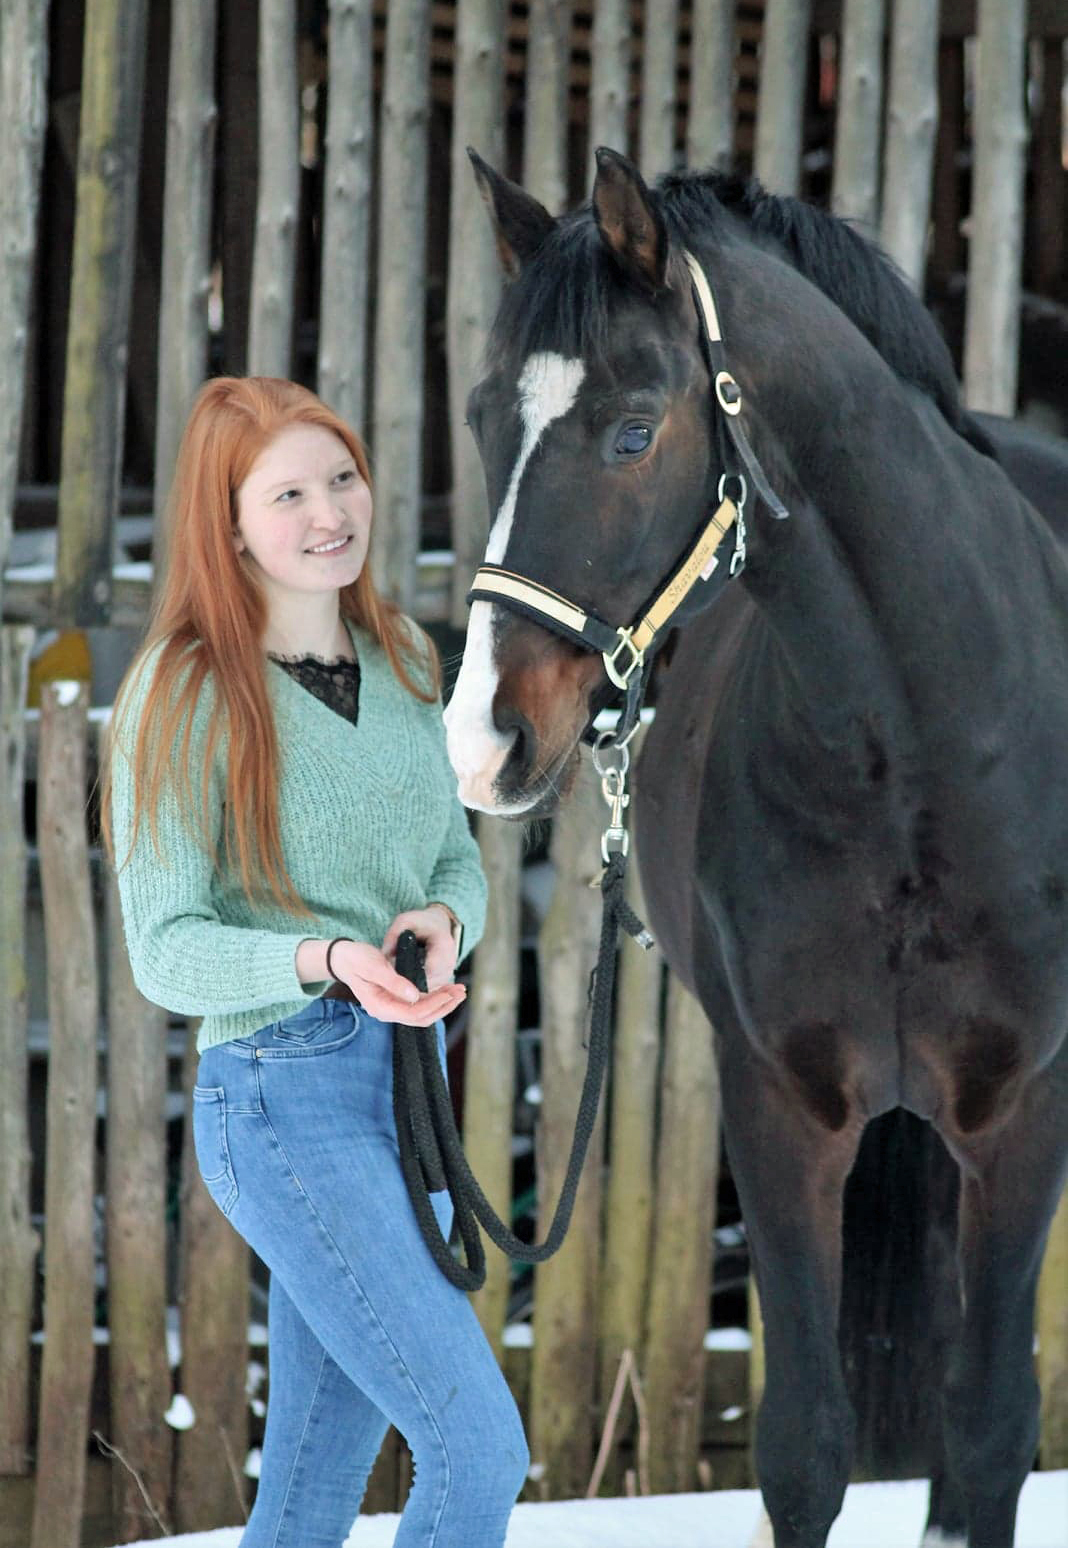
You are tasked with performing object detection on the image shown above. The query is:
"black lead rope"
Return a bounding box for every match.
[392,848,652,1291]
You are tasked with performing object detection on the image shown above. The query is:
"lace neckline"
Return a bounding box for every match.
[267,650,357,666]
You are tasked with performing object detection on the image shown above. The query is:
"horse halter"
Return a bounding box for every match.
[466,249,789,747]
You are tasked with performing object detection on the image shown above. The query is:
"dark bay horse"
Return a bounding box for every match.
[443,148,1068,1548]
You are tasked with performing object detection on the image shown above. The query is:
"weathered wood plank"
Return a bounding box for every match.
[640,0,681,178]
[154,0,217,552]
[0,0,50,600]
[831,0,886,231]
[0,627,38,1476]
[686,0,735,172]
[588,0,631,174]
[643,975,720,1492]
[1038,1185,1068,1467]
[754,0,812,196]
[173,1024,251,1533]
[31,681,99,1548]
[529,754,605,1499]
[104,865,172,1539]
[879,0,938,289]
[248,0,299,377]
[524,0,572,211]
[464,819,523,1352]
[371,0,432,610]
[962,0,1029,413]
[54,0,149,627]
[319,0,376,435]
[445,0,504,624]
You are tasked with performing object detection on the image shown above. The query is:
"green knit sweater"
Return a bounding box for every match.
[109,618,487,1052]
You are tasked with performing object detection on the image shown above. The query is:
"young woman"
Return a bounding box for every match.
[101,376,528,1547]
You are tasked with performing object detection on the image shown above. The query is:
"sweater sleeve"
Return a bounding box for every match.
[109,649,318,1017]
[427,788,488,964]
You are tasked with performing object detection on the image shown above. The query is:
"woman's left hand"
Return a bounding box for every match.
[382,906,459,994]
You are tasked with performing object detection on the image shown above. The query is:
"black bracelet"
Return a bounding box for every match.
[325,937,353,980]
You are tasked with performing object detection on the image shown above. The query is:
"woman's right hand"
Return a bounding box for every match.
[331,938,466,1027]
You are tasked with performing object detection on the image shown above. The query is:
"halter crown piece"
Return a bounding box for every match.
[466,250,789,746]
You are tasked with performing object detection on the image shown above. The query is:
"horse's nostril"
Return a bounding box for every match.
[494,704,536,789]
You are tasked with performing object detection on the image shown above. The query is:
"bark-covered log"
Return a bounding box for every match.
[831,0,885,231]
[54,0,149,627]
[686,0,735,172]
[0,0,49,598]
[447,0,505,624]
[104,865,172,1539]
[31,682,99,1548]
[588,0,631,176]
[754,0,812,196]
[0,627,38,1476]
[174,1022,250,1533]
[879,0,938,290]
[962,0,1029,415]
[154,0,217,560]
[523,0,571,212]
[640,0,681,178]
[464,819,524,1352]
[371,0,432,610]
[319,0,375,434]
[529,754,605,1498]
[643,975,719,1492]
[248,0,299,376]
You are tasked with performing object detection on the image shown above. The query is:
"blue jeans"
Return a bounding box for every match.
[192,996,528,1548]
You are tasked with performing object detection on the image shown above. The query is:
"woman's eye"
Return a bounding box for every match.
[334,469,356,485]
[614,423,653,457]
[276,488,301,503]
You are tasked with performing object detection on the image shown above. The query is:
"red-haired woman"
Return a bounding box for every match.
[101,377,528,1546]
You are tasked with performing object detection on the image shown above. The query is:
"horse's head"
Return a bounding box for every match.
[445,149,744,817]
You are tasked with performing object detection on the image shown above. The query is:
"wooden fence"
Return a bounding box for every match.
[2,0,1068,1542]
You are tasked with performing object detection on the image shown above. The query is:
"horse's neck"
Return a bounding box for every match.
[739,380,1050,760]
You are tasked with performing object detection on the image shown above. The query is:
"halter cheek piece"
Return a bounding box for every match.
[466,250,789,747]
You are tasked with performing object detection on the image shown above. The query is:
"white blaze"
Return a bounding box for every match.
[446,351,586,811]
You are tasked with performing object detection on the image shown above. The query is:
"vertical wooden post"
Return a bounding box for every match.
[962,0,1028,416]
[174,1023,251,1532]
[0,0,50,600]
[831,0,886,232]
[0,627,38,1476]
[248,0,299,377]
[54,0,149,628]
[154,0,218,566]
[371,0,432,610]
[879,0,938,290]
[104,861,173,1539]
[1038,1186,1068,1468]
[319,0,376,435]
[31,682,99,1548]
[643,975,719,1492]
[464,818,524,1352]
[640,0,681,178]
[529,754,605,1499]
[588,0,631,176]
[446,0,505,622]
[598,803,662,1490]
[524,0,572,212]
[754,0,812,197]
[686,0,736,172]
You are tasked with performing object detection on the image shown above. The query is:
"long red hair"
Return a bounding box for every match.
[99,376,440,918]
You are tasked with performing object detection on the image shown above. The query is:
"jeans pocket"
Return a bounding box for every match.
[273,1001,335,1044]
[192,1085,239,1217]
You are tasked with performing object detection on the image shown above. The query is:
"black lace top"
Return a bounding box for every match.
[267,652,361,725]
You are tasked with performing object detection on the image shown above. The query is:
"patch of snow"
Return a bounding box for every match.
[108,1472,1068,1548]
[244,1447,262,1480]
[164,1393,195,1431]
[51,679,84,707]
[719,1406,744,1422]
[502,1323,533,1349]
[704,1327,752,1351]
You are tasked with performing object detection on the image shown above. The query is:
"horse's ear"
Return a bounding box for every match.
[467,148,555,278]
[592,147,668,291]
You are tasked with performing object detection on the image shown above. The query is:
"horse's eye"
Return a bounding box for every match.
[615,423,652,457]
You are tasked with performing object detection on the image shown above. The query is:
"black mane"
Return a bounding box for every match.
[659,168,991,453]
[489,167,993,456]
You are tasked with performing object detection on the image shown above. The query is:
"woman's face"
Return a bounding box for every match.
[233,424,372,604]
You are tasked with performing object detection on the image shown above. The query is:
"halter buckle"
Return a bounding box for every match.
[603,628,645,689]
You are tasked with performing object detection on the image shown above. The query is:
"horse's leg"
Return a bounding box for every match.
[719,1034,864,1548]
[937,1041,1068,1548]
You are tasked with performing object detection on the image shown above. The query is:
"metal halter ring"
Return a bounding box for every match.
[592,730,631,781]
[602,627,645,690]
[717,471,748,510]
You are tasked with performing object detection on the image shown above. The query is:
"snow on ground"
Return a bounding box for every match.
[113,1471,1067,1548]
